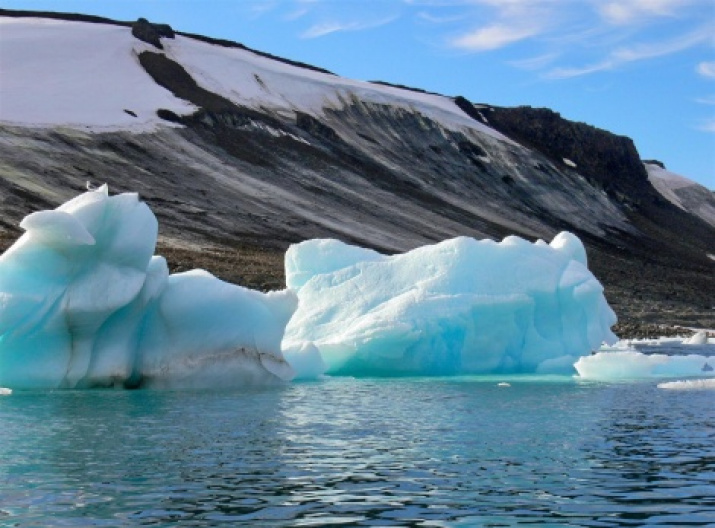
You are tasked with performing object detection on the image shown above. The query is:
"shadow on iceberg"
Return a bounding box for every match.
[0,186,296,389]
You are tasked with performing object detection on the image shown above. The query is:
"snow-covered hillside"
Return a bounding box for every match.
[645,162,715,228]
[0,16,505,142]
[0,13,639,242]
[0,18,194,130]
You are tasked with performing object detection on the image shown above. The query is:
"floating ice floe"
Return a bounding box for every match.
[0,186,296,389]
[574,351,714,380]
[283,233,617,378]
[658,378,715,390]
[575,331,715,380]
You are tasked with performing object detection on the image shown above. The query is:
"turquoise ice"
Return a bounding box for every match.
[283,234,618,377]
[1,187,620,387]
[0,186,296,389]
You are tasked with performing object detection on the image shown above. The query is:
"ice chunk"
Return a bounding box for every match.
[658,378,715,390]
[0,187,297,389]
[283,233,617,376]
[574,351,715,380]
[282,342,327,380]
[684,330,708,345]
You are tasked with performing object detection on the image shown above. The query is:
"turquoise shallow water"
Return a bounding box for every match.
[1,377,714,527]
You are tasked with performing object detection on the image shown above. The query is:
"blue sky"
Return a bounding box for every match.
[4,0,715,189]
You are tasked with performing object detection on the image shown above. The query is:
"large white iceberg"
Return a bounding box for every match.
[283,233,617,377]
[0,186,296,389]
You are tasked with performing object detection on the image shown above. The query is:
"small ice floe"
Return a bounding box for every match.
[0,388,12,395]
[497,382,511,387]
[657,379,715,390]
[574,351,715,380]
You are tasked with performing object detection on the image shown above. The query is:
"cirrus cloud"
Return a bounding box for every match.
[697,61,715,78]
[449,22,541,51]
[301,15,397,39]
[597,0,693,25]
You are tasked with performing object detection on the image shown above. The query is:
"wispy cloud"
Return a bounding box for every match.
[697,61,715,78]
[509,52,559,70]
[412,0,711,82]
[301,15,397,39]
[446,0,554,52]
[284,7,310,21]
[545,25,712,78]
[450,22,541,51]
[247,0,279,19]
[417,11,470,25]
[696,118,715,133]
[695,95,715,105]
[596,0,692,25]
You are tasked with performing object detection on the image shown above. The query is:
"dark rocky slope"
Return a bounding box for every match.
[0,12,713,335]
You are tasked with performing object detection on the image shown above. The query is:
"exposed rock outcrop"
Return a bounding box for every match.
[131,18,175,50]
[454,96,654,206]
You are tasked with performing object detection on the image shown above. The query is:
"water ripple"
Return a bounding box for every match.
[0,379,713,526]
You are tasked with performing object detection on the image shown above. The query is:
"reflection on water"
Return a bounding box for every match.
[0,379,713,526]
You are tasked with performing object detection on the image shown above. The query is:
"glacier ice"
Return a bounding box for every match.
[282,234,618,377]
[0,186,296,389]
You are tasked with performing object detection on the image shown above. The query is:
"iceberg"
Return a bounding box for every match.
[283,234,617,377]
[0,186,296,389]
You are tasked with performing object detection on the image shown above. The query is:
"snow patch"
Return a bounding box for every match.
[0,16,512,143]
[0,18,196,131]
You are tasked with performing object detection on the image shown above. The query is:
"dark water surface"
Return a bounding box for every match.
[1,377,714,527]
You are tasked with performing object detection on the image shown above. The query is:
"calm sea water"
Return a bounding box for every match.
[1,377,714,527]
